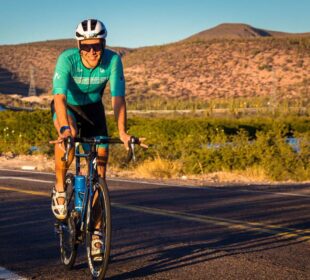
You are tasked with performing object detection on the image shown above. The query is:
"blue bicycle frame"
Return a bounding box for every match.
[74,140,99,233]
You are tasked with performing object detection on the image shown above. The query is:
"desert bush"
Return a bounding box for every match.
[0,110,309,181]
[0,110,56,155]
[258,64,273,71]
[136,156,183,178]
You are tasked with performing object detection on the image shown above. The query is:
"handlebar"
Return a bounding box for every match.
[60,136,142,163]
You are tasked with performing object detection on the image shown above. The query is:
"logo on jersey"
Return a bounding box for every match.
[73,76,108,84]
[54,72,61,80]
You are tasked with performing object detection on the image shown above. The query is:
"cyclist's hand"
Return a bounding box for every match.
[60,128,72,139]
[137,137,148,149]
[120,133,148,150]
[49,129,73,145]
[119,132,131,150]
[49,135,72,145]
[49,137,63,144]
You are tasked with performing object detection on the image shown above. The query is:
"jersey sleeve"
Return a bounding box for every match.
[52,52,71,97]
[109,54,125,97]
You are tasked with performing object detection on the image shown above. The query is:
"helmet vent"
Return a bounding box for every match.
[90,19,97,30]
[75,32,83,38]
[81,20,88,31]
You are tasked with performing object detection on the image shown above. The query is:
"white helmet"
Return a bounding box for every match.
[75,19,107,40]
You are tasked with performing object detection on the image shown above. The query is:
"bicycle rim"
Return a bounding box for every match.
[59,173,78,268]
[86,178,111,279]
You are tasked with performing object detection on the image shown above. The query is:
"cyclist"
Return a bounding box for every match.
[51,19,131,257]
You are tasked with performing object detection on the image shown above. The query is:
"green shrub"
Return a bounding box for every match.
[0,110,309,181]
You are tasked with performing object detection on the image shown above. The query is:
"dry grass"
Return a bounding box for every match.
[191,168,270,184]
[135,156,183,179]
[0,155,306,184]
[119,162,276,184]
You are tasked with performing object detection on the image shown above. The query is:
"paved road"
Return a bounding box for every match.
[0,168,309,279]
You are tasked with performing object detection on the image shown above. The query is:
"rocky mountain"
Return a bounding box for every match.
[184,23,310,41]
[0,23,309,106]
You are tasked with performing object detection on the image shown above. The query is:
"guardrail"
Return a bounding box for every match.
[0,103,34,112]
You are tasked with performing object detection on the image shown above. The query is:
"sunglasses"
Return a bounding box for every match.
[79,43,102,52]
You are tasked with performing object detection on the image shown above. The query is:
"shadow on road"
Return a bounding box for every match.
[107,184,310,279]
[0,183,309,279]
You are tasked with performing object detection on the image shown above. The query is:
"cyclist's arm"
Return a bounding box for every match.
[54,94,70,134]
[52,51,71,136]
[109,53,130,146]
[112,96,130,145]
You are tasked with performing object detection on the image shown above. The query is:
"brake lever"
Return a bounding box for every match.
[130,138,136,162]
[61,136,73,162]
[126,136,140,163]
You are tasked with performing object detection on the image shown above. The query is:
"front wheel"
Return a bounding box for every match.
[86,178,111,279]
[59,173,78,268]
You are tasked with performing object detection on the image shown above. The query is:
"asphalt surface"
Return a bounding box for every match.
[0,168,309,280]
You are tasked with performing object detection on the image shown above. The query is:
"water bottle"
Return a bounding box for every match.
[74,175,86,212]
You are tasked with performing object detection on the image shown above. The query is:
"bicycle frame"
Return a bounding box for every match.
[62,135,139,230]
[73,141,99,237]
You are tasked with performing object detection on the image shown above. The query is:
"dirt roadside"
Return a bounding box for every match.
[0,154,308,187]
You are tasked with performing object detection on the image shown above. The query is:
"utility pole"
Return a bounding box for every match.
[28,65,37,96]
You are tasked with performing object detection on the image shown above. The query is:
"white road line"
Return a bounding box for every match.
[0,266,27,279]
[218,187,310,198]
[0,176,54,184]
[0,168,309,198]
[108,178,310,198]
[0,168,53,175]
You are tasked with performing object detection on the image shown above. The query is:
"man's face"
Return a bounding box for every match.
[79,38,104,67]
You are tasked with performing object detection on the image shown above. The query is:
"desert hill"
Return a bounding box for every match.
[0,23,309,107]
[185,23,310,41]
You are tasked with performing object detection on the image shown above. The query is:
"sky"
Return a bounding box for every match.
[0,0,309,48]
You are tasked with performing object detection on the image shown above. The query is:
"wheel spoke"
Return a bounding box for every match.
[58,173,78,268]
[86,179,111,278]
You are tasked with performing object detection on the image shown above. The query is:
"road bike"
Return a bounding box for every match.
[53,135,141,279]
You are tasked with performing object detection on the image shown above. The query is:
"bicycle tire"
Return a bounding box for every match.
[59,173,78,268]
[86,178,111,279]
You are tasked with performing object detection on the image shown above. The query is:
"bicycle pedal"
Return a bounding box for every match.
[71,210,80,219]
[54,223,62,235]
[76,231,84,243]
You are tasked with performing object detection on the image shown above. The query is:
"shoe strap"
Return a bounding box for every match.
[52,188,67,199]
[93,230,103,237]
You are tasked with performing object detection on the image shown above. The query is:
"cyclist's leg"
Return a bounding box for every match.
[51,116,76,219]
[97,147,109,178]
[53,111,77,205]
[92,147,108,228]
[92,148,109,251]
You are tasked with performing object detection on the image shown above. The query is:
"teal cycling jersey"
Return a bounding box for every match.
[52,48,125,105]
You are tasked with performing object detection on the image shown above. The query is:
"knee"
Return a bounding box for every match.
[70,128,77,138]
[97,155,108,167]
[55,159,67,170]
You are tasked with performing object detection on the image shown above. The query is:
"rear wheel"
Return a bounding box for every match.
[59,173,78,268]
[86,178,111,279]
